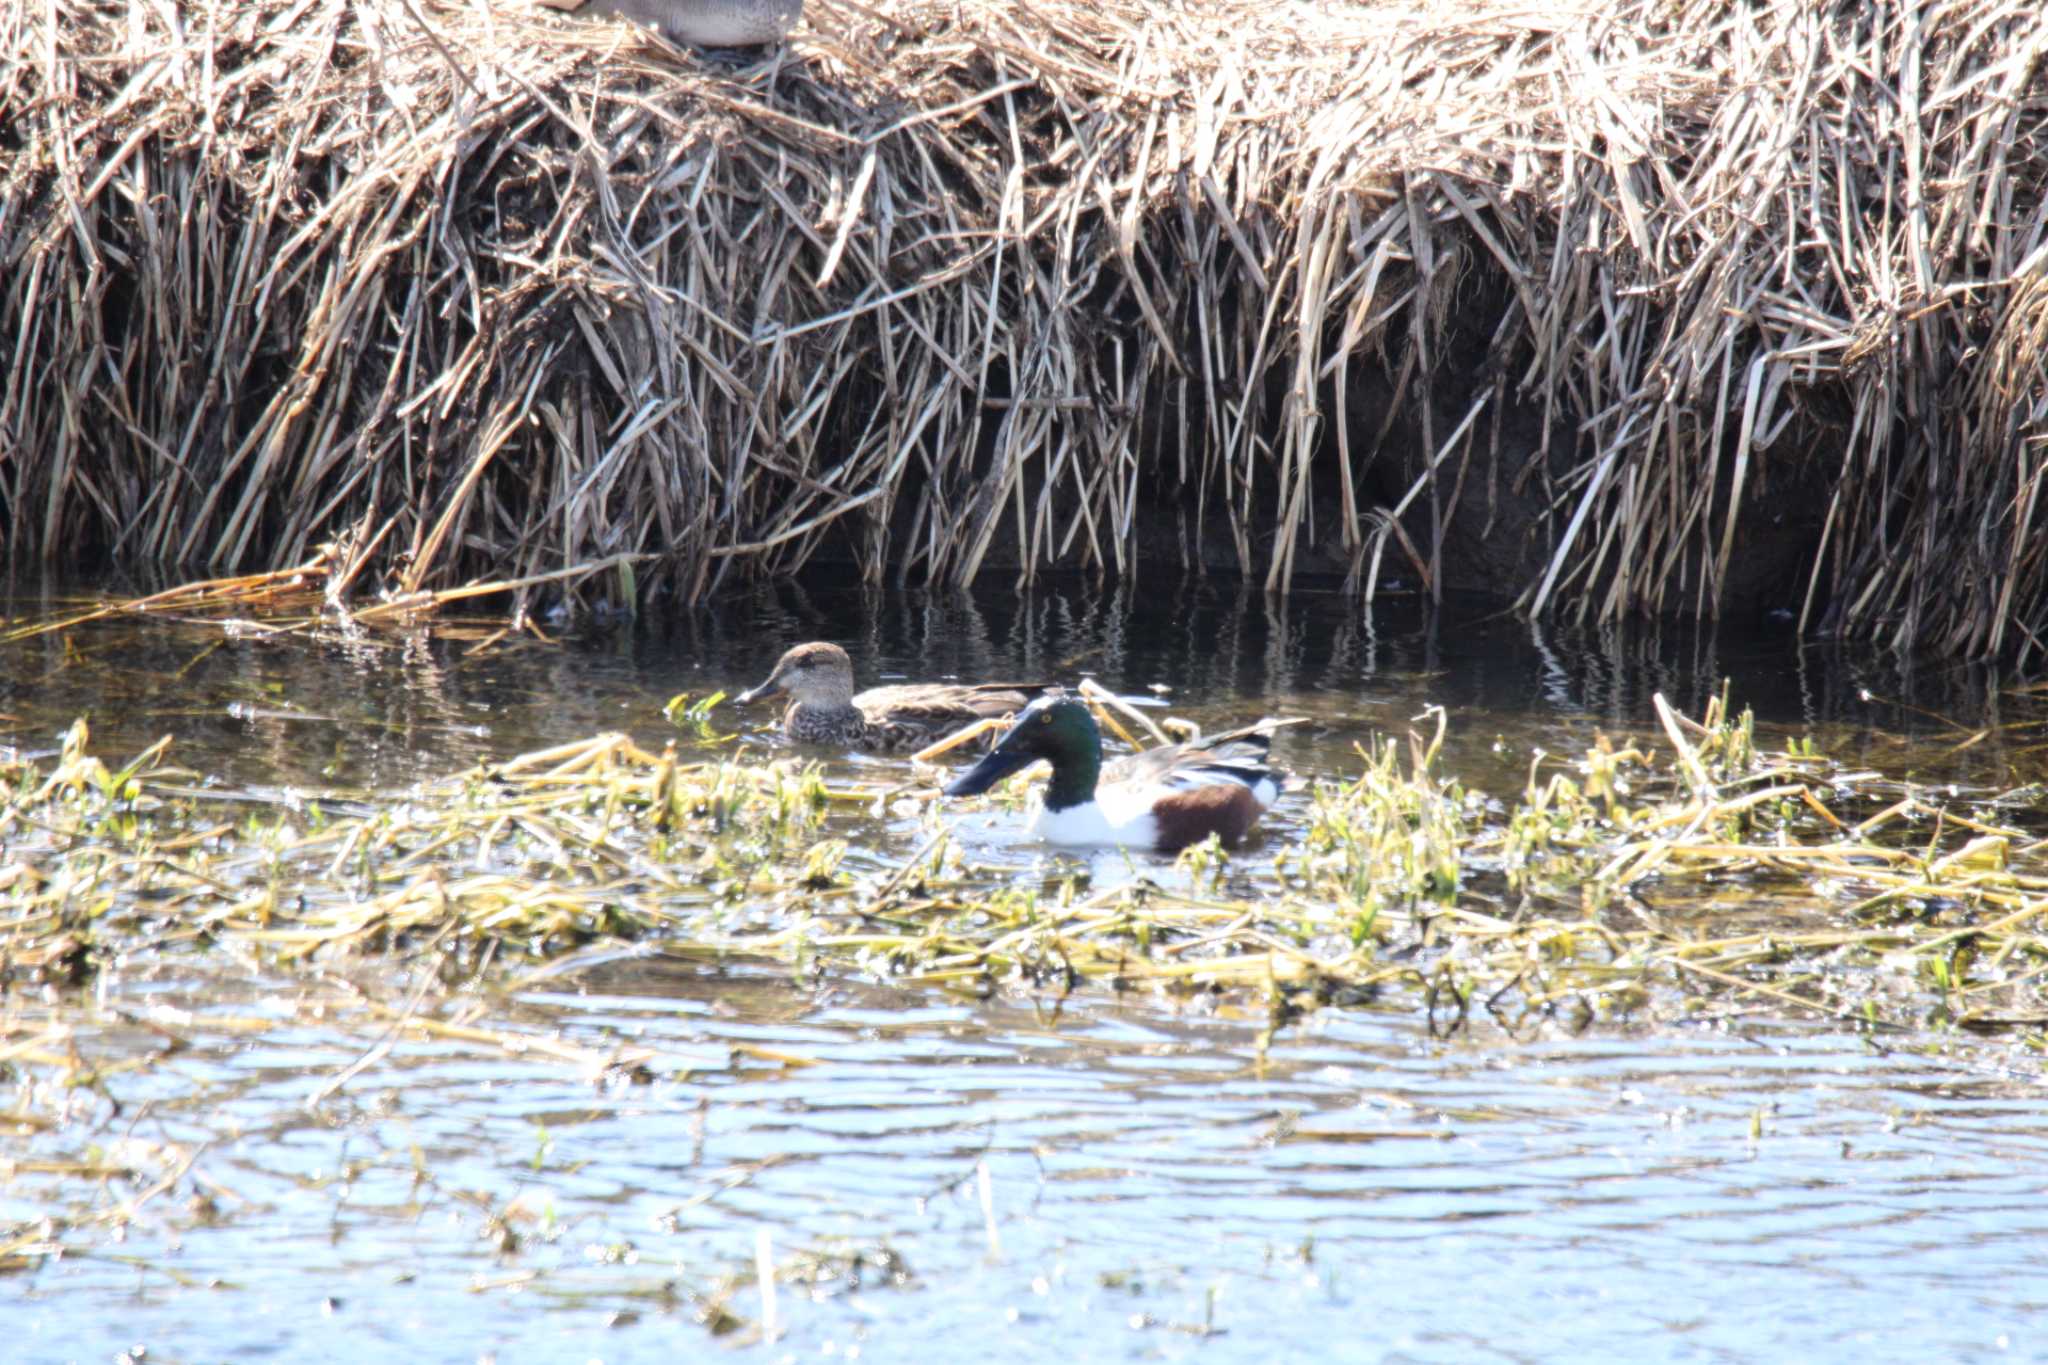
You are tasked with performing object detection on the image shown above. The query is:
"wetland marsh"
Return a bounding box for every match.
[6,579,2048,1362]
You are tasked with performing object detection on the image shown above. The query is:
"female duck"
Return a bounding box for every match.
[943,694,1287,853]
[735,642,1042,754]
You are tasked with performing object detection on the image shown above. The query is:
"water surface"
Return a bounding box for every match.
[5,579,2046,1362]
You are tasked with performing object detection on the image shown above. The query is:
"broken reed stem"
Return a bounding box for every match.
[0,553,648,641]
[909,716,1006,764]
[1078,678,1172,746]
[0,1,2042,653]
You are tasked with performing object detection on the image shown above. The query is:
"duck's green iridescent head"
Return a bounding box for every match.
[942,693,1102,803]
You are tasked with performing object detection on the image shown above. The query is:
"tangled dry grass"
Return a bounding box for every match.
[1,0,2044,653]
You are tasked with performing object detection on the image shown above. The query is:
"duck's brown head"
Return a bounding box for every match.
[734,642,859,709]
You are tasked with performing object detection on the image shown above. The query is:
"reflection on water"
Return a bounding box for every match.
[0,578,2037,797]
[6,577,2048,1362]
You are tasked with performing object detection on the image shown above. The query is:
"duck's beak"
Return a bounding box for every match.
[733,667,785,706]
[943,746,1039,797]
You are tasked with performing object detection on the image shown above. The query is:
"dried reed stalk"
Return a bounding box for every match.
[0,1,2043,654]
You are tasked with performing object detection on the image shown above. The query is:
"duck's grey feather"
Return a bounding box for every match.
[536,0,800,46]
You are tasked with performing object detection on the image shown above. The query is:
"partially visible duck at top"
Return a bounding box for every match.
[942,693,1290,853]
[734,642,1044,754]
[535,0,801,47]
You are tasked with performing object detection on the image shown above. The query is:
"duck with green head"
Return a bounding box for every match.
[943,693,1289,853]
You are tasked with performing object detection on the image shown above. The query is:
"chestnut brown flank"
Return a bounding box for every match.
[1148,783,1264,852]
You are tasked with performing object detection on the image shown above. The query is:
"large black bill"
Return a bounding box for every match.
[943,747,1038,797]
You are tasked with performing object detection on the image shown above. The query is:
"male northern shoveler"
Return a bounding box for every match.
[734,642,1043,754]
[533,0,801,46]
[942,693,1289,853]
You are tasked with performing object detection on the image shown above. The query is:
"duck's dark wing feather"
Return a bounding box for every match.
[853,682,1047,727]
[1102,718,1299,792]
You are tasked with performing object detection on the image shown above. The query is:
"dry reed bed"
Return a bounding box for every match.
[1,0,2045,644]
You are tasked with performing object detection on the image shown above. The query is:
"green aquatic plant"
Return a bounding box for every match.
[1293,714,1465,917]
[0,693,2046,1048]
[664,692,730,739]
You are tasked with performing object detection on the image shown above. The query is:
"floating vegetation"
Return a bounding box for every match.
[3,691,2046,1045]
[3,1,2044,655]
[5,682,2048,1287]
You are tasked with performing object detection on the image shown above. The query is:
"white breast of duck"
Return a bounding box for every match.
[1029,780,1159,848]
